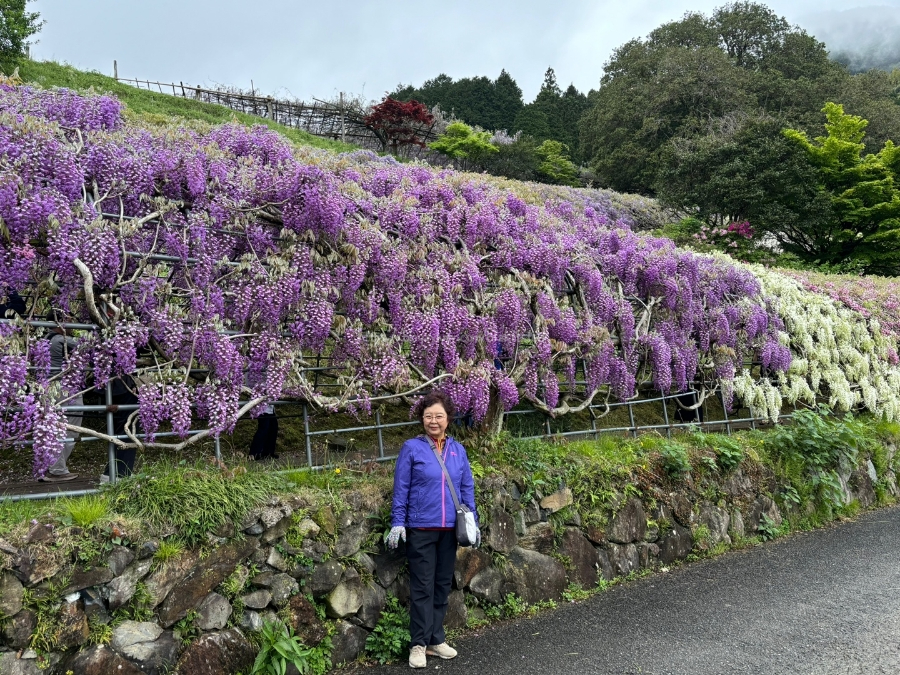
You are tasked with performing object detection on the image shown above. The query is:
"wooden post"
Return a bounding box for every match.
[340,92,346,143]
[113,60,118,80]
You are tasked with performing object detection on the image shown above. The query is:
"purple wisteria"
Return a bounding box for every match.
[0,85,789,474]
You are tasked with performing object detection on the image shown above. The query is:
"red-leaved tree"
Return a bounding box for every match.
[364,97,434,155]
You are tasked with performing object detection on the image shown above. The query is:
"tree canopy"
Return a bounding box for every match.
[580,1,900,195]
[391,70,524,133]
[0,0,42,67]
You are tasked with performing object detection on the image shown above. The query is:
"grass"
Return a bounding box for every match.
[60,494,108,528]
[102,459,288,545]
[153,539,184,566]
[12,60,358,154]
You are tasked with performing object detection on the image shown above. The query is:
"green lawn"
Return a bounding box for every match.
[12,60,357,153]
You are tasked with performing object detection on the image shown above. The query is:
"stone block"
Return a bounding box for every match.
[144,549,201,608]
[61,645,143,675]
[454,547,491,589]
[540,488,573,513]
[355,581,386,629]
[107,558,153,611]
[308,560,344,597]
[267,547,289,572]
[241,589,273,610]
[657,523,693,564]
[334,518,370,558]
[584,524,606,545]
[607,543,639,577]
[469,567,504,604]
[729,509,745,540]
[196,592,232,631]
[607,498,647,544]
[486,506,517,553]
[331,620,369,665]
[502,547,567,604]
[596,548,614,581]
[294,518,321,539]
[325,578,364,618]
[286,594,328,646]
[56,599,90,649]
[748,496,782,533]
[671,493,694,527]
[697,503,731,549]
[523,500,542,525]
[261,515,293,545]
[0,571,24,617]
[62,566,116,595]
[517,522,555,554]
[268,573,299,606]
[444,589,467,629]
[372,549,406,588]
[107,546,135,576]
[558,527,601,589]
[157,537,259,627]
[239,609,263,631]
[111,620,163,653]
[172,628,255,675]
[1,608,36,649]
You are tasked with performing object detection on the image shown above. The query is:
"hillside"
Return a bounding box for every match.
[13,60,356,153]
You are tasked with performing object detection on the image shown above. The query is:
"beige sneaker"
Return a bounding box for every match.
[426,642,458,660]
[409,645,427,668]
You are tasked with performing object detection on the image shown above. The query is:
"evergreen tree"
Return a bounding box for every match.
[492,69,524,132]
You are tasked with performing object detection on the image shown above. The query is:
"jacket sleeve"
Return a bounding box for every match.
[391,441,414,527]
[459,444,479,526]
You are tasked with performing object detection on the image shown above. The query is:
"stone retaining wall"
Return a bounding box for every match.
[0,448,895,675]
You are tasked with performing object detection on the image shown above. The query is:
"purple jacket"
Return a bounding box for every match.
[391,435,478,529]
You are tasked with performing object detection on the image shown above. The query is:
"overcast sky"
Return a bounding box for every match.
[30,1,900,103]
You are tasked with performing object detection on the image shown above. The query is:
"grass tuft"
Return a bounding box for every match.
[61,495,109,529]
[103,460,286,545]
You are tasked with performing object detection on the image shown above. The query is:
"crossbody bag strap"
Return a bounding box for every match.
[426,437,463,510]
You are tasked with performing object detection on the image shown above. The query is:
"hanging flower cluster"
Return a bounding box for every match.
[0,85,800,474]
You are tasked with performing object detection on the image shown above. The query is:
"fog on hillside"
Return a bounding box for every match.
[801,5,900,72]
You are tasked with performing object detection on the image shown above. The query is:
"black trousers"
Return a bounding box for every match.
[406,528,457,647]
[104,390,137,478]
[249,413,279,459]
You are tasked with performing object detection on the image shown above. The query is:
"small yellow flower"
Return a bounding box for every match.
[335,468,341,474]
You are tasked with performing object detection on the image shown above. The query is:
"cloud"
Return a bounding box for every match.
[799,4,900,72]
[30,0,897,103]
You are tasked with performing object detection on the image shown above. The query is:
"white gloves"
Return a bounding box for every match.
[387,525,406,549]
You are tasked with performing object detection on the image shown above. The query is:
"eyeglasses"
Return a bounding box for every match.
[423,414,447,422]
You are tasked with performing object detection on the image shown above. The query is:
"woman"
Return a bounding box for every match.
[387,390,480,669]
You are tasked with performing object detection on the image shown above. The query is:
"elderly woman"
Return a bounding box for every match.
[387,390,480,669]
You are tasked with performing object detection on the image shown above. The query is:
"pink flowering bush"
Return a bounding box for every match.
[0,85,789,475]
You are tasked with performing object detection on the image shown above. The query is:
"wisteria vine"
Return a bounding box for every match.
[0,84,792,476]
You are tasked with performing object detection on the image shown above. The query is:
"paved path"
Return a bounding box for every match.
[370,505,900,674]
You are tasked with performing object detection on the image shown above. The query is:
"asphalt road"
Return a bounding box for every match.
[370,505,900,675]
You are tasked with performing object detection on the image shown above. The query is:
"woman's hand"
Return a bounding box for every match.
[387,525,406,549]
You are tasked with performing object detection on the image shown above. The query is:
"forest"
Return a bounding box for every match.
[392,2,900,275]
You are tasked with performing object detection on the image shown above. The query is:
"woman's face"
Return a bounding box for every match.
[422,402,449,439]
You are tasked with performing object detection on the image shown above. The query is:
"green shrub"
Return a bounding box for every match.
[365,596,410,664]
[765,407,872,511]
[250,620,329,675]
[659,441,691,478]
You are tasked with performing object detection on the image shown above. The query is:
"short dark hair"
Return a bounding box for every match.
[414,390,455,422]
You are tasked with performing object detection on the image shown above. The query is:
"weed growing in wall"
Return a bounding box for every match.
[365,596,410,664]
